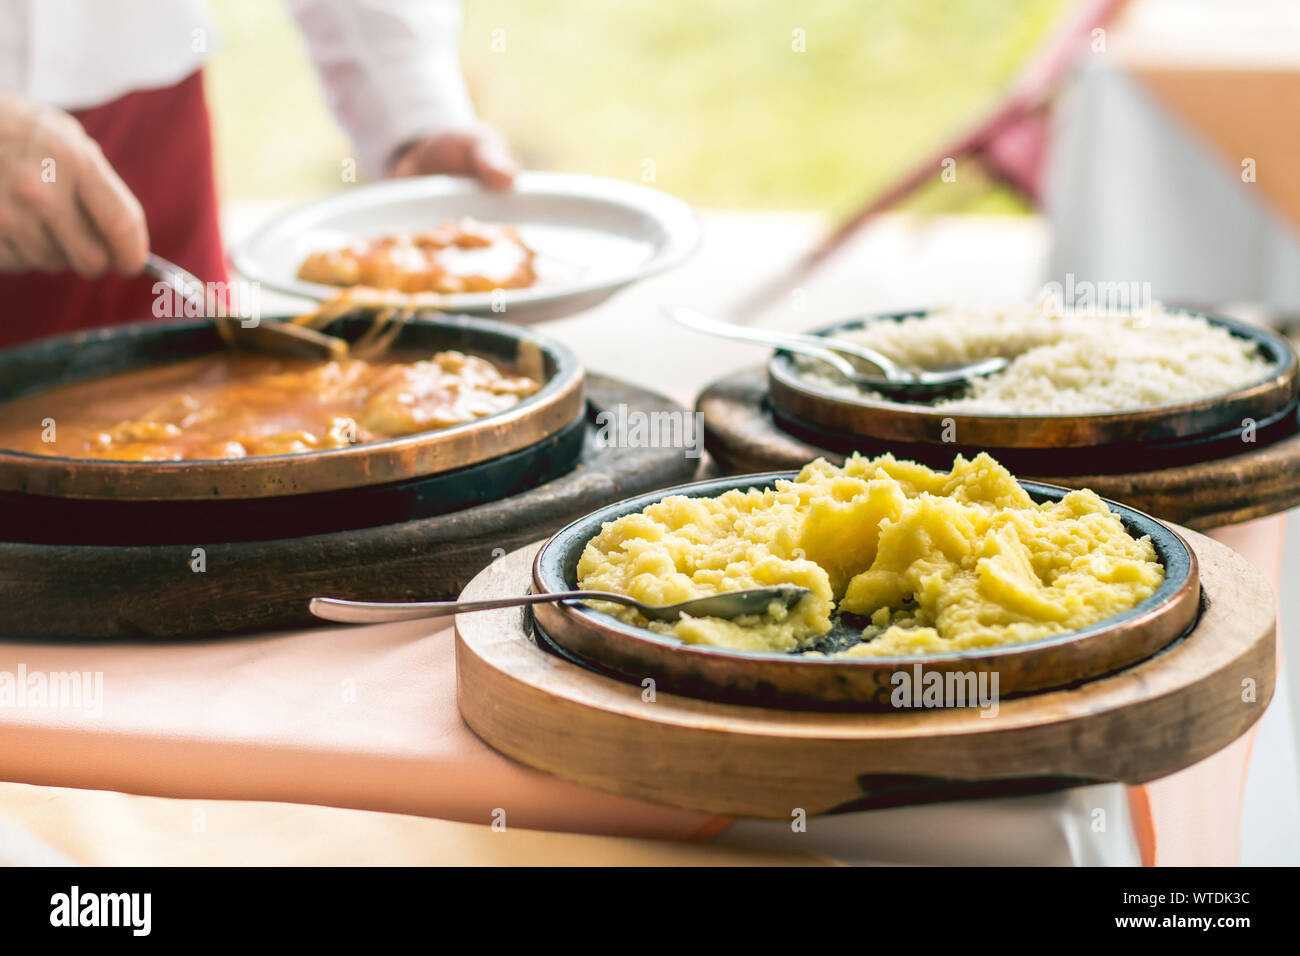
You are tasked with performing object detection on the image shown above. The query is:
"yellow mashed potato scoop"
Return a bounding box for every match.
[576,451,1165,657]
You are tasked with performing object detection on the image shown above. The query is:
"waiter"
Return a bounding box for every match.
[0,0,516,349]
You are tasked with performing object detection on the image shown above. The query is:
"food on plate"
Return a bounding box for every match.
[297,218,537,294]
[576,453,1163,656]
[0,350,539,461]
[794,303,1274,413]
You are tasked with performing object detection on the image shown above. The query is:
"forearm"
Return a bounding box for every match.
[286,0,478,179]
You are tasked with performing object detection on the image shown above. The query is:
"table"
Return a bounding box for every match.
[0,783,824,867]
[0,207,1293,865]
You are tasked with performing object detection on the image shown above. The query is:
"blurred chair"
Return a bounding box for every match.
[729,0,1128,320]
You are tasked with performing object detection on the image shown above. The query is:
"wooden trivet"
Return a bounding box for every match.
[0,377,700,639]
[456,535,1274,818]
[698,367,1300,529]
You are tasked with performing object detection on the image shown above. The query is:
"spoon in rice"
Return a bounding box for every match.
[308,585,812,624]
[667,307,1008,401]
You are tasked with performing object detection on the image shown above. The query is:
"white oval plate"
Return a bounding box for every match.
[230,172,700,320]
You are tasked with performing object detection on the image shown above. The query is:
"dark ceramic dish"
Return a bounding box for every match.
[767,309,1298,467]
[0,312,584,501]
[531,471,1200,711]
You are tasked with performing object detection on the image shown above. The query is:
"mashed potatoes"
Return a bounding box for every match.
[576,453,1163,656]
[796,304,1272,413]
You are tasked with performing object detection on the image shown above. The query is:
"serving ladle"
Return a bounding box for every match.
[144,253,349,361]
[667,306,1008,401]
[309,585,813,625]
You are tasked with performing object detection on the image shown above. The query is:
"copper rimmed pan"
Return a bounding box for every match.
[767,310,1298,449]
[530,472,1200,711]
[0,312,583,501]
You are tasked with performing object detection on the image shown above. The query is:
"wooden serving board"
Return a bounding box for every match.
[456,534,1275,818]
[0,377,699,639]
[698,367,1300,530]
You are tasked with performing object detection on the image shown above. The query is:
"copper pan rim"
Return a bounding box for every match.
[530,471,1201,710]
[0,314,584,501]
[767,308,1299,449]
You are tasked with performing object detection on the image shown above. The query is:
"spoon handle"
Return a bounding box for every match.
[308,591,633,624]
[666,306,903,380]
[144,253,208,314]
[667,307,856,373]
[146,252,348,360]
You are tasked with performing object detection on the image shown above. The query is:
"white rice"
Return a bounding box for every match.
[794,304,1273,414]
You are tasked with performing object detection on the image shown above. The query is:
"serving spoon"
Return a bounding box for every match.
[666,306,1008,401]
[309,585,812,625]
[144,253,349,361]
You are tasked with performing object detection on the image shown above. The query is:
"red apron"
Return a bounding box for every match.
[0,70,227,350]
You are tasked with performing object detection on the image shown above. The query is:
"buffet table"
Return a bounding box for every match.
[0,783,821,867]
[0,208,1295,866]
[0,515,1276,866]
[0,611,1145,866]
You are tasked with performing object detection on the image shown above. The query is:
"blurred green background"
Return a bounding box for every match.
[206,0,1067,216]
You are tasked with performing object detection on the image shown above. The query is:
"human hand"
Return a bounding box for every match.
[389,125,518,189]
[0,93,149,276]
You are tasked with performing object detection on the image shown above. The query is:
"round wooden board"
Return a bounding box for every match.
[698,367,1300,530]
[0,376,700,639]
[456,535,1275,819]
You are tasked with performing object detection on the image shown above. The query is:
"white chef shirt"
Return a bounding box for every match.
[0,0,478,178]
